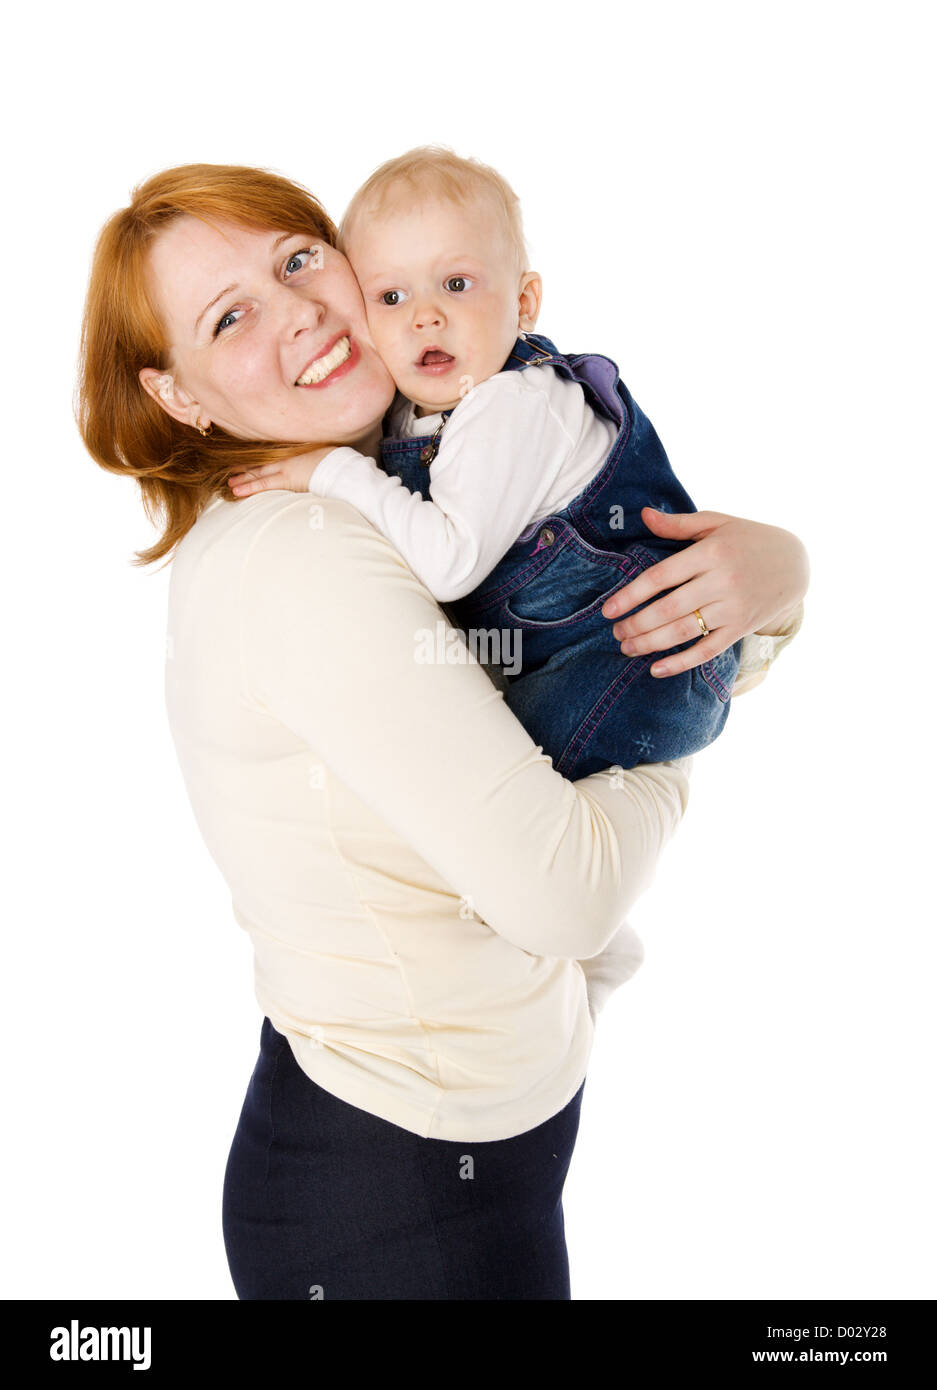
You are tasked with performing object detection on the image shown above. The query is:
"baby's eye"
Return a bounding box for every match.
[214,308,244,337]
[444,276,473,293]
[380,289,408,306]
[284,247,321,277]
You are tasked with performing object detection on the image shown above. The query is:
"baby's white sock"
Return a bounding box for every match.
[579,920,645,1023]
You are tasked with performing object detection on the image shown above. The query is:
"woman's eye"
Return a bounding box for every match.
[445,275,472,293]
[284,248,320,276]
[213,308,244,337]
[380,289,407,306]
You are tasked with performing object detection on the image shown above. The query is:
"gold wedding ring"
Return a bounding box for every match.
[693,609,710,637]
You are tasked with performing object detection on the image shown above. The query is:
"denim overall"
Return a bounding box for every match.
[378,332,742,781]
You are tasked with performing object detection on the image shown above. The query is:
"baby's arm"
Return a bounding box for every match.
[227,445,337,496]
[310,374,578,602]
[233,373,576,604]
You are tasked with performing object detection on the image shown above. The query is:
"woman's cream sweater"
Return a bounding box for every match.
[165,489,802,1141]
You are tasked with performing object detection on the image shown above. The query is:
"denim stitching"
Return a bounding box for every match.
[461,530,654,615]
[555,654,655,775]
[504,545,656,631]
[698,657,734,703]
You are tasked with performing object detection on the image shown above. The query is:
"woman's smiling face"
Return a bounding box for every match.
[142,217,395,445]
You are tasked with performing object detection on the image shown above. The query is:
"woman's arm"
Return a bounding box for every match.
[239,497,690,961]
[576,595,804,1018]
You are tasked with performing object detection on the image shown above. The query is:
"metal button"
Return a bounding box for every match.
[539,526,556,547]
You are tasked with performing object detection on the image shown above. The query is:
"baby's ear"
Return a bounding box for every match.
[517,271,543,332]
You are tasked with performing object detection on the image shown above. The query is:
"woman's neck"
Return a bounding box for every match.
[346,420,383,462]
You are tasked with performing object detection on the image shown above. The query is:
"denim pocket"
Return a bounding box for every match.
[504,535,654,630]
[697,642,740,703]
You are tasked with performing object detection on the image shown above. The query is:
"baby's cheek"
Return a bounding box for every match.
[468,301,519,377]
[367,314,409,383]
[465,339,514,387]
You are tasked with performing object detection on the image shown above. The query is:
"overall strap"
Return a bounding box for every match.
[395,331,621,470]
[503,332,563,372]
[506,333,624,428]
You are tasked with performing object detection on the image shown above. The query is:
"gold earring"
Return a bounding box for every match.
[195,417,213,437]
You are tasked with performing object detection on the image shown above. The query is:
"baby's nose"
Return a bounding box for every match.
[413,304,444,330]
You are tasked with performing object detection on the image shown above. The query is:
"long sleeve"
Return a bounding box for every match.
[582,598,807,1017]
[238,498,690,961]
[732,598,805,696]
[306,371,583,603]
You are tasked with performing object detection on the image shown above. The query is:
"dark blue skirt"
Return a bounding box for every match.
[222,1017,585,1300]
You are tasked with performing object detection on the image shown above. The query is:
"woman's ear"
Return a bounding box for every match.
[138,367,208,431]
[517,272,543,333]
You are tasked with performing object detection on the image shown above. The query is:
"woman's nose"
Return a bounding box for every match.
[279,284,326,337]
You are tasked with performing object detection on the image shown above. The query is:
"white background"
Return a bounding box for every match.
[3,0,933,1300]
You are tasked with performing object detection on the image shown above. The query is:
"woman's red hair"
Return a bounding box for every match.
[76,163,338,567]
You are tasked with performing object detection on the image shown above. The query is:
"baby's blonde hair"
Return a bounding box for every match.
[339,144,529,277]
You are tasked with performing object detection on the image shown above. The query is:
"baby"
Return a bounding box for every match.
[229,146,743,782]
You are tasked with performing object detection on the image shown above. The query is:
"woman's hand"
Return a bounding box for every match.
[601,507,809,678]
[227,446,336,498]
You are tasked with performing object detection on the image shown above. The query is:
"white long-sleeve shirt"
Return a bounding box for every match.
[164,487,802,1140]
[307,365,620,602]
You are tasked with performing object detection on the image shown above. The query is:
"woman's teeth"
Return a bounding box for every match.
[297,336,351,385]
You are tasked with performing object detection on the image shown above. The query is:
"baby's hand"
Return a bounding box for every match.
[227,446,335,498]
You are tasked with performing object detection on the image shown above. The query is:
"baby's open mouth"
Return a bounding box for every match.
[416,347,455,370]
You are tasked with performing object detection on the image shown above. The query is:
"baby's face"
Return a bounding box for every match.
[345,194,530,416]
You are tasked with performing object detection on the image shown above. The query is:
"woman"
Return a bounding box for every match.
[77,164,807,1300]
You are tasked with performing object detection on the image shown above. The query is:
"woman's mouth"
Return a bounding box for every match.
[295,334,358,388]
[414,347,456,376]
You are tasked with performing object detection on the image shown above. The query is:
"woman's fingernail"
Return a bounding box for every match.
[651,662,667,676]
